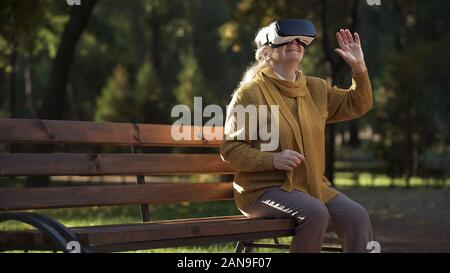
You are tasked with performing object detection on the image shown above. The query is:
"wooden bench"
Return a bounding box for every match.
[0,118,340,253]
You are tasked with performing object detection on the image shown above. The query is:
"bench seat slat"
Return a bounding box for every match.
[0,216,296,251]
[85,217,294,246]
[0,183,234,211]
[0,154,234,176]
[90,231,293,252]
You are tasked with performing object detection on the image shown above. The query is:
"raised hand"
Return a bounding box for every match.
[335,29,367,74]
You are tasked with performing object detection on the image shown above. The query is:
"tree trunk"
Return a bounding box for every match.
[349,120,361,147]
[24,56,38,118]
[150,13,161,77]
[10,49,17,120]
[321,0,360,185]
[127,0,146,67]
[39,0,97,120]
[67,74,85,120]
[26,1,97,188]
[9,47,20,155]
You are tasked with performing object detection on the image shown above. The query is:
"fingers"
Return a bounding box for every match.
[337,29,358,47]
[273,150,306,171]
[334,48,346,59]
[345,29,354,43]
[286,155,301,165]
[285,159,298,169]
[281,160,298,171]
[285,150,305,161]
[354,32,361,44]
[282,150,305,170]
[336,32,346,50]
[340,29,350,45]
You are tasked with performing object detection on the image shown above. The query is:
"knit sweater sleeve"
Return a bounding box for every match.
[325,70,373,124]
[220,83,274,172]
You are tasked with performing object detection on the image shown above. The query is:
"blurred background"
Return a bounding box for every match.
[0,0,449,252]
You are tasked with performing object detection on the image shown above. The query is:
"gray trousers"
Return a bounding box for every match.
[240,187,373,253]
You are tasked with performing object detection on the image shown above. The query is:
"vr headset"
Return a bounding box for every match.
[255,19,317,48]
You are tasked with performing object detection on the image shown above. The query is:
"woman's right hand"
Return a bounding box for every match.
[272,150,305,171]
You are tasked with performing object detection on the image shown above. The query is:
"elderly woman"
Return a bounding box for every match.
[220,19,374,253]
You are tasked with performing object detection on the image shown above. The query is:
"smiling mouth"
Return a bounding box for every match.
[286,46,301,52]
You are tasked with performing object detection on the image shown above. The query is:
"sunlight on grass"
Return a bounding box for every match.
[334,172,449,187]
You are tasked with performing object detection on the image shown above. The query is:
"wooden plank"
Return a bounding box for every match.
[0,231,343,253]
[0,217,296,251]
[0,154,235,176]
[0,118,223,147]
[0,230,294,253]
[0,183,234,211]
[82,217,296,246]
[89,231,294,252]
[0,216,251,251]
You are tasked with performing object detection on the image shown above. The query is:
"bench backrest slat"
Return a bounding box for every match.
[0,118,223,147]
[0,154,234,176]
[0,182,234,211]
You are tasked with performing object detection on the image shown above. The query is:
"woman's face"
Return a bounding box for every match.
[269,39,304,65]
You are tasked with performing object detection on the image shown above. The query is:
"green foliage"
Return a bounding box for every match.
[95,60,165,123]
[174,53,207,108]
[95,65,135,122]
[0,0,67,70]
[366,1,450,178]
[135,60,164,123]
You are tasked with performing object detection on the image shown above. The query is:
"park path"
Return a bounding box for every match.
[340,187,450,253]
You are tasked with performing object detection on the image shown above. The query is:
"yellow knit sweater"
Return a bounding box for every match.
[220,66,373,211]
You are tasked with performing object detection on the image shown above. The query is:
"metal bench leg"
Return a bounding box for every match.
[131,145,151,222]
[244,244,253,253]
[273,237,280,245]
[235,237,342,253]
[31,213,91,253]
[235,241,246,253]
[0,212,90,253]
[235,240,254,253]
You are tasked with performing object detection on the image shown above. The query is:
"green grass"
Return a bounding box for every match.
[334,172,449,187]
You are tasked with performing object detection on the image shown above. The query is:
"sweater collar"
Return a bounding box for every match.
[259,66,307,97]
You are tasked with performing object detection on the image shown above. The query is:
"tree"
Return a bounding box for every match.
[0,0,54,119]
[174,53,206,109]
[25,1,97,187]
[318,0,361,184]
[95,65,135,122]
[39,0,97,120]
[370,0,450,185]
[135,60,163,123]
[96,60,164,124]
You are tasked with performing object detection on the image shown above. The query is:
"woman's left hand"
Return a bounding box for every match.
[335,29,367,74]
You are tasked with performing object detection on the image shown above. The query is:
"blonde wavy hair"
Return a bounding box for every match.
[235,46,273,92]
